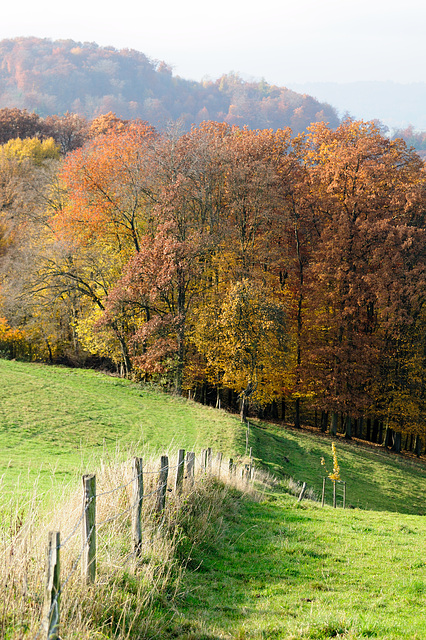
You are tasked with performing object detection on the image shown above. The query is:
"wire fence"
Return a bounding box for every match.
[7,447,256,640]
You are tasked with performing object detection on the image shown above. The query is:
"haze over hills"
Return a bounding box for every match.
[0,37,340,133]
[287,81,426,132]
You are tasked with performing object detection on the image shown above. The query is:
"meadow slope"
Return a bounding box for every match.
[1,359,426,639]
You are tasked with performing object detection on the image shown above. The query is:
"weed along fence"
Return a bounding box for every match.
[37,447,255,640]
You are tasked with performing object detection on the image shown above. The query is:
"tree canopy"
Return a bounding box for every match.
[0,116,425,451]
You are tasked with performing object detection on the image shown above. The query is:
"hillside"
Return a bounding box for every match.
[0,37,339,132]
[287,80,426,132]
[2,359,426,639]
[1,359,425,515]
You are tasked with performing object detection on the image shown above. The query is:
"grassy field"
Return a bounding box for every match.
[0,359,239,492]
[1,359,426,639]
[246,421,426,515]
[170,491,426,640]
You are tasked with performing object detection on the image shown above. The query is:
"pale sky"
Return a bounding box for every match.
[1,0,425,85]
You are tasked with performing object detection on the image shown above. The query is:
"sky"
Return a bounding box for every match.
[1,0,425,85]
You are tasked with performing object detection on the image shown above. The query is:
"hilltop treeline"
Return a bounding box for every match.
[0,37,339,133]
[0,115,425,451]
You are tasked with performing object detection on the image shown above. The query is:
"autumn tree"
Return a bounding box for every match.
[43,112,89,154]
[100,122,232,390]
[297,119,426,436]
[192,278,289,420]
[46,121,158,373]
[0,108,44,143]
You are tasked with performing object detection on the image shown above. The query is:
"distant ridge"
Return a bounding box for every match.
[0,37,339,132]
[287,81,426,131]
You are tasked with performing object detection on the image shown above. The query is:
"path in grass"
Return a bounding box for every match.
[172,491,426,640]
[0,359,240,492]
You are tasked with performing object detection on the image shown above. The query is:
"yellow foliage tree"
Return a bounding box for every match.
[192,278,290,420]
[0,137,60,165]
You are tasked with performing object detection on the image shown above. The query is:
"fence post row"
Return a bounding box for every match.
[132,457,143,555]
[43,531,60,640]
[175,449,185,493]
[155,455,169,513]
[38,446,257,635]
[82,474,96,583]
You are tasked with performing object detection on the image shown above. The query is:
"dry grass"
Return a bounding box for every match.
[0,446,264,639]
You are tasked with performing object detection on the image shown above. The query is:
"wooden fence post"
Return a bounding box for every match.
[216,452,223,478]
[155,456,169,513]
[321,477,326,507]
[297,482,307,503]
[175,449,185,493]
[43,531,60,640]
[206,447,212,473]
[132,457,143,555]
[343,481,346,509]
[333,480,336,508]
[200,449,206,472]
[186,451,195,485]
[229,458,234,476]
[82,474,96,583]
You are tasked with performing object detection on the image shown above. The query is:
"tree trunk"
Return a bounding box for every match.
[330,412,338,436]
[320,411,329,433]
[378,421,384,444]
[415,435,422,457]
[392,431,402,454]
[294,398,301,429]
[175,323,185,396]
[118,336,132,378]
[240,382,254,423]
[366,417,371,441]
[240,396,247,423]
[271,400,278,420]
[281,398,286,422]
[371,418,379,443]
[344,414,352,440]
[384,427,393,449]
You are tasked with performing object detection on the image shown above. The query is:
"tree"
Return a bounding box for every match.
[100,122,232,390]
[0,108,44,143]
[43,112,89,154]
[192,278,289,420]
[297,119,426,433]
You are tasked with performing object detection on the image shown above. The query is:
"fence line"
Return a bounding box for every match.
[28,447,254,639]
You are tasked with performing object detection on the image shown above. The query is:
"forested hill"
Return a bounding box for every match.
[0,37,339,132]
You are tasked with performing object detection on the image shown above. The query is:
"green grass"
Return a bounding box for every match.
[2,359,425,515]
[246,421,426,515]
[0,359,239,492]
[2,359,426,639]
[170,492,426,639]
